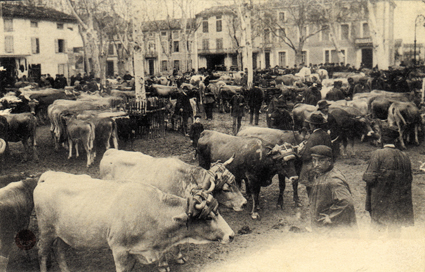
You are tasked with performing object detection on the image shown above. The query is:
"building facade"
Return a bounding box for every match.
[0,3,83,84]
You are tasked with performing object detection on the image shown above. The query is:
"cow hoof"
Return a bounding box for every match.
[295,201,303,207]
[67,156,71,160]
[176,257,187,264]
[251,212,260,220]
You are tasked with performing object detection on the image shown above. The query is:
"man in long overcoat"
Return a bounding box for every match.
[362,128,414,234]
[247,85,263,126]
[230,89,245,135]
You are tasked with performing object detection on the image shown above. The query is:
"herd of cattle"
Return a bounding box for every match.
[1,67,425,271]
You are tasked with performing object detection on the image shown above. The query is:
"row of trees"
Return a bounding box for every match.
[26,0,389,99]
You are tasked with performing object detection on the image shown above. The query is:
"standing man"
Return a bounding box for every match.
[309,145,357,232]
[299,113,333,197]
[362,128,414,235]
[203,82,215,120]
[189,115,204,160]
[247,84,263,125]
[175,88,193,136]
[230,89,245,135]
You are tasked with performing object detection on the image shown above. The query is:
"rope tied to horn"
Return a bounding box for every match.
[187,189,219,220]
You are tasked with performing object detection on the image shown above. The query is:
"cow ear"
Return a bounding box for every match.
[172,213,189,225]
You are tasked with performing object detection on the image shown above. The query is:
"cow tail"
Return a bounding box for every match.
[111,119,119,149]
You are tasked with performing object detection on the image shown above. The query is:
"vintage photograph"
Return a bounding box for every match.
[0,0,425,271]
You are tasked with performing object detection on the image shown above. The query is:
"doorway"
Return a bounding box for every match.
[107,61,114,77]
[148,59,155,75]
[206,54,225,70]
[361,49,373,69]
[265,52,270,69]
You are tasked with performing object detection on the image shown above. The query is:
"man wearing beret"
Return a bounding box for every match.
[362,127,414,236]
[309,145,357,231]
[299,112,333,197]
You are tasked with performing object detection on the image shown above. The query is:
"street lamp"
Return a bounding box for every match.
[414,15,425,66]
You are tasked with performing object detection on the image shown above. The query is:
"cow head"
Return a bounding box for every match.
[205,156,247,212]
[267,143,298,182]
[28,99,39,115]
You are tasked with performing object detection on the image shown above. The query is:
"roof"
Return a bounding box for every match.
[141,18,196,32]
[0,3,77,23]
[195,5,237,18]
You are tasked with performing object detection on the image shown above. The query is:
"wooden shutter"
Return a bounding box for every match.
[54,39,58,53]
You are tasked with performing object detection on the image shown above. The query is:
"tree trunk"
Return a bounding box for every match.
[368,0,388,69]
[329,23,344,64]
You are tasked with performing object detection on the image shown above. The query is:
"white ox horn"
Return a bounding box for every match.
[0,138,6,154]
[195,200,207,210]
[222,183,230,191]
[223,154,235,166]
[206,180,216,193]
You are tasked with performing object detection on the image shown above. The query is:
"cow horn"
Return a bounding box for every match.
[222,183,230,191]
[206,180,216,193]
[223,154,235,166]
[284,154,296,162]
[195,200,207,210]
[0,138,6,154]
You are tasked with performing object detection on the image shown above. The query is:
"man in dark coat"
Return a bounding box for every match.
[189,115,204,160]
[325,80,345,101]
[247,85,263,125]
[310,145,357,233]
[317,100,339,141]
[299,113,333,197]
[303,85,321,106]
[345,77,355,99]
[203,82,215,120]
[353,77,371,95]
[175,88,193,136]
[362,128,414,235]
[230,89,245,135]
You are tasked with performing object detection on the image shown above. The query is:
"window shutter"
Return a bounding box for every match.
[54,39,58,53]
[63,39,67,53]
[31,37,36,54]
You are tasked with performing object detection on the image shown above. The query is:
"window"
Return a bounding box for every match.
[279,28,286,38]
[322,26,330,41]
[301,51,308,64]
[161,41,168,54]
[161,31,167,37]
[216,38,223,50]
[324,49,346,64]
[264,29,270,44]
[31,21,38,28]
[203,17,208,33]
[341,24,349,40]
[56,39,65,53]
[108,44,114,55]
[4,19,13,32]
[202,39,209,50]
[57,23,64,29]
[31,38,40,54]
[340,49,346,64]
[324,50,330,63]
[232,55,238,66]
[278,52,286,67]
[216,15,222,32]
[279,12,285,22]
[161,60,168,71]
[174,60,180,70]
[173,41,179,52]
[5,36,14,53]
[148,41,156,51]
[68,27,73,31]
[173,31,179,39]
[362,22,370,38]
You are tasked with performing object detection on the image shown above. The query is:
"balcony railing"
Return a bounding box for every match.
[355,37,373,47]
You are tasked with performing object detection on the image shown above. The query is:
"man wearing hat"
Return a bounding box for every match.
[299,112,333,197]
[325,80,345,101]
[175,87,193,136]
[303,84,321,106]
[189,115,204,160]
[309,145,357,232]
[353,76,371,95]
[362,127,414,236]
[316,100,339,142]
[230,88,246,135]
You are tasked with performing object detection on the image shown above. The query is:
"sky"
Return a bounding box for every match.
[394,0,425,43]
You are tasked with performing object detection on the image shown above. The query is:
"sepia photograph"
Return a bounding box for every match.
[0,0,425,271]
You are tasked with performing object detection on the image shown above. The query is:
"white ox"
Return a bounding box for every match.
[35,171,234,272]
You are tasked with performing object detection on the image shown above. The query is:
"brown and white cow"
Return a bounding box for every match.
[35,171,234,272]
[0,178,38,271]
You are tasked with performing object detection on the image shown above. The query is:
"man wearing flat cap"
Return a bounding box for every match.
[299,112,333,197]
[309,145,357,231]
[362,127,414,236]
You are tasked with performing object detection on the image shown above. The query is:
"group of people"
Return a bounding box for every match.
[299,105,413,236]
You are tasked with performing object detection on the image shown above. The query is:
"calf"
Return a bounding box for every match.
[0,178,38,271]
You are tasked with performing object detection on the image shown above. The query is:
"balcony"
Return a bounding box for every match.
[198,48,236,55]
[355,37,373,48]
[145,50,158,58]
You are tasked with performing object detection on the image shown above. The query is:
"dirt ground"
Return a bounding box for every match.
[4,110,425,272]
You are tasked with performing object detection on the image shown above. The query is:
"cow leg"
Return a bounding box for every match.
[342,134,348,157]
[21,138,29,162]
[37,235,55,272]
[349,137,355,157]
[415,124,420,145]
[30,133,38,162]
[277,174,286,209]
[251,186,262,220]
[54,239,71,272]
[0,255,9,272]
[75,142,79,158]
[111,247,136,272]
[68,139,73,159]
[399,125,407,150]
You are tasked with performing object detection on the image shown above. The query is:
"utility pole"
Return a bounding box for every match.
[132,0,146,106]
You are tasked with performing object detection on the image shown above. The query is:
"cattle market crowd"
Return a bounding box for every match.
[0,61,424,271]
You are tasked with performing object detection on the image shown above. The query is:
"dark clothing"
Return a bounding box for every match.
[325,88,345,101]
[247,87,263,124]
[230,93,245,135]
[303,88,321,106]
[353,84,371,95]
[175,92,193,135]
[299,128,333,188]
[189,123,204,147]
[362,146,414,227]
[268,95,287,115]
[203,89,215,120]
[123,73,133,81]
[310,167,357,230]
[344,83,355,99]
